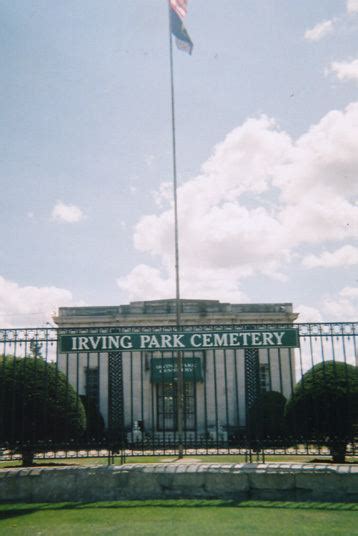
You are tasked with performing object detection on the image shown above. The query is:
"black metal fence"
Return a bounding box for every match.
[0,323,357,463]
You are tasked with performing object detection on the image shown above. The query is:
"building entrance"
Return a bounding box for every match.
[157,381,195,431]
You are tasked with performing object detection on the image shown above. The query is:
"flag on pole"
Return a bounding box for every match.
[170,0,193,55]
[170,0,188,19]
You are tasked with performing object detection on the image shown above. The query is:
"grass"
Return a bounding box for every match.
[0,500,357,535]
[0,454,357,468]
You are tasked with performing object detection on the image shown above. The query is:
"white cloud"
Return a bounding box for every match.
[133,116,292,273]
[297,286,358,323]
[295,305,323,323]
[0,275,81,328]
[118,103,358,301]
[322,286,358,320]
[274,103,358,202]
[117,264,248,303]
[302,245,358,268]
[304,20,335,41]
[347,0,358,14]
[51,201,84,223]
[329,59,358,82]
[117,265,174,301]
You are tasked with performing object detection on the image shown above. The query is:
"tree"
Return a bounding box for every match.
[247,391,287,445]
[285,361,358,463]
[0,355,86,466]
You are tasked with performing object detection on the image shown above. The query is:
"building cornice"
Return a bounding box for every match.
[54,299,298,328]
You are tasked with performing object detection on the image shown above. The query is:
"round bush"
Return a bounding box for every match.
[285,360,358,462]
[0,355,86,464]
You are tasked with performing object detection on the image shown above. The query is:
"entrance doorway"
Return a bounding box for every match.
[157,381,195,431]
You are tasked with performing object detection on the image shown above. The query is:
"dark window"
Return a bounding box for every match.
[85,367,99,406]
[259,363,270,392]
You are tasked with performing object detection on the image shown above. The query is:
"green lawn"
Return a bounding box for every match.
[0,500,357,536]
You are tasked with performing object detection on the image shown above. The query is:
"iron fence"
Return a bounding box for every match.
[0,323,357,463]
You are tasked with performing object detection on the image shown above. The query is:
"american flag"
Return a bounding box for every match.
[170,0,188,20]
[170,8,193,54]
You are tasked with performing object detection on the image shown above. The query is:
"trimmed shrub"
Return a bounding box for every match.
[285,361,358,462]
[0,355,86,465]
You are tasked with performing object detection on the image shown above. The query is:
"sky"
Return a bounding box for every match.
[1,0,358,327]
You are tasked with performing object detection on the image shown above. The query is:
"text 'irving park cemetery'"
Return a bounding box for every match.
[60,328,299,352]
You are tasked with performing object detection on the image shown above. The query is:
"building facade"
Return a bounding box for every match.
[54,299,298,443]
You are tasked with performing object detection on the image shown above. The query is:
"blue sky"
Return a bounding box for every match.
[1,0,358,326]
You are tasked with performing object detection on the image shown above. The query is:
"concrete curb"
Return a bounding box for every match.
[0,463,357,503]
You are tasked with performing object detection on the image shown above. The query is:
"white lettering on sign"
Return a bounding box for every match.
[241,332,250,346]
[202,333,213,347]
[262,332,274,345]
[65,328,297,352]
[148,336,160,349]
[140,335,151,348]
[229,333,240,346]
[251,332,262,346]
[161,334,172,348]
[273,332,285,345]
[213,333,229,347]
[78,337,89,350]
[139,334,185,349]
[120,335,133,349]
[108,336,119,349]
[87,336,100,350]
[190,334,201,347]
[173,334,185,347]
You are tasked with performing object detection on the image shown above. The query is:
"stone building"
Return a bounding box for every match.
[54,299,298,443]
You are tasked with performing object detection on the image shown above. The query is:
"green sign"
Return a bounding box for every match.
[151,358,203,383]
[59,328,299,352]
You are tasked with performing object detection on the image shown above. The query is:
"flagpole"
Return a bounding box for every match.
[168,1,184,459]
